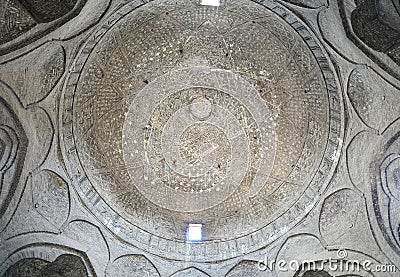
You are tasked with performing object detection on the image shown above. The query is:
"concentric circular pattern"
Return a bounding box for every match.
[0,95,27,220]
[374,132,400,255]
[122,67,275,212]
[61,0,343,261]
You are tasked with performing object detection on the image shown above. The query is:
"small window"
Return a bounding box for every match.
[186,223,202,242]
[200,0,220,7]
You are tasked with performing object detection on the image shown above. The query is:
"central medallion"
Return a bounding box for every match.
[122,68,276,212]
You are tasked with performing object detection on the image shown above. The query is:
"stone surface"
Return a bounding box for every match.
[18,0,80,22]
[0,0,89,56]
[171,267,210,277]
[0,94,27,222]
[0,0,399,276]
[2,254,88,277]
[0,0,36,44]
[31,170,69,229]
[0,42,65,107]
[283,0,327,8]
[374,131,400,256]
[341,0,400,79]
[347,67,400,132]
[351,0,400,53]
[106,255,160,277]
[319,189,379,257]
[61,0,343,262]
[226,260,267,277]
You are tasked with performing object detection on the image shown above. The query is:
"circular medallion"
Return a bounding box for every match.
[61,0,343,261]
[122,68,276,212]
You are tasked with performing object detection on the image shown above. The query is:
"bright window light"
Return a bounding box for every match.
[187,223,202,242]
[200,0,220,6]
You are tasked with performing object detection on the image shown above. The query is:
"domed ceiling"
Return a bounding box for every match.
[61,0,343,262]
[0,0,399,276]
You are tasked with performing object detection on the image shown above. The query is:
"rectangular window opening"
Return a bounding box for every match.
[187,223,203,243]
[200,0,221,7]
